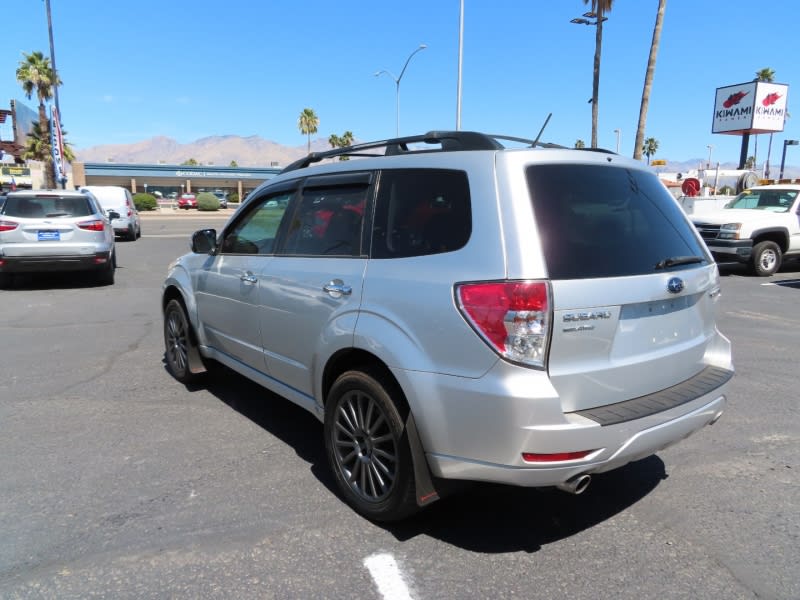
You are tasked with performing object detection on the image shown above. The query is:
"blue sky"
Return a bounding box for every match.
[2,0,799,167]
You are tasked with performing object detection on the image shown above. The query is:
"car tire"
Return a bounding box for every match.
[751,241,781,276]
[96,251,116,285]
[163,298,202,384]
[323,367,419,522]
[0,272,13,289]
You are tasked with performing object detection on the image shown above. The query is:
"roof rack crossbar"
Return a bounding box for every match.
[280,128,566,173]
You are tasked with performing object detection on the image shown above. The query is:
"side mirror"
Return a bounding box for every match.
[107,210,121,220]
[191,228,217,254]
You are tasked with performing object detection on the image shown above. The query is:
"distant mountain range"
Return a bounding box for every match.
[73,135,800,178]
[74,135,331,168]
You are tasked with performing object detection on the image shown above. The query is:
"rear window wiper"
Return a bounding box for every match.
[654,256,704,270]
[45,212,71,217]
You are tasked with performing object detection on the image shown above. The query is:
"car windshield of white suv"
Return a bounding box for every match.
[725,189,797,212]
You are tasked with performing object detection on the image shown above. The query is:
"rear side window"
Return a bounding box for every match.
[372,169,471,258]
[527,164,709,279]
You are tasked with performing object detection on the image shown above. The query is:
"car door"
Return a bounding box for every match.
[257,172,372,398]
[193,186,295,371]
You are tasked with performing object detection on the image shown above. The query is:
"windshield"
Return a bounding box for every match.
[726,189,797,212]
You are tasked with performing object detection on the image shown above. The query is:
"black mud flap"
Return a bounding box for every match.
[405,413,439,507]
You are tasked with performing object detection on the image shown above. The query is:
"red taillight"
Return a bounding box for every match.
[0,220,19,232]
[522,450,595,463]
[456,280,550,367]
[78,219,105,232]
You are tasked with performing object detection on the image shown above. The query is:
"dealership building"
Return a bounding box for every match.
[71,162,282,199]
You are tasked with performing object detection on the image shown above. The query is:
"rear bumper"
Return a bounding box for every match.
[394,358,732,489]
[426,394,726,487]
[0,251,112,273]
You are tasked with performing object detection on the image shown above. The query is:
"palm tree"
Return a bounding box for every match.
[298,108,319,154]
[755,67,776,177]
[329,130,355,160]
[633,0,666,161]
[575,139,586,149]
[582,0,614,148]
[642,137,659,165]
[16,51,61,188]
[21,120,74,164]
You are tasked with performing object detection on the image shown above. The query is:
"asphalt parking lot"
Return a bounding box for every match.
[0,213,798,599]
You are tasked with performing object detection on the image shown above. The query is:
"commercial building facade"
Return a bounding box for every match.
[72,162,282,199]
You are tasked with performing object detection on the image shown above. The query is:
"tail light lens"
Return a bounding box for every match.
[0,221,19,232]
[456,280,551,368]
[78,219,106,232]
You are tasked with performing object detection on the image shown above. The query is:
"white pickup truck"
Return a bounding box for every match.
[690,184,800,276]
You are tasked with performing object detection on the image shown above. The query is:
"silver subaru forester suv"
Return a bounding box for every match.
[162,131,733,521]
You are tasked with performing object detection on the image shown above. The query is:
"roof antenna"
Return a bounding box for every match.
[531,113,552,148]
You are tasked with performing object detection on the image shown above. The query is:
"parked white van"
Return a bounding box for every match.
[80,186,141,241]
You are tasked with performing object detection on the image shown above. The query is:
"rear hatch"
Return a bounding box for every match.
[0,194,105,255]
[526,162,724,412]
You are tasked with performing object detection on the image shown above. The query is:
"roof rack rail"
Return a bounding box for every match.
[280,130,566,173]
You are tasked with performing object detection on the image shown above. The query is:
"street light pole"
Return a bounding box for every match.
[613,129,621,153]
[779,139,799,180]
[375,44,427,137]
[456,0,464,130]
[706,144,713,169]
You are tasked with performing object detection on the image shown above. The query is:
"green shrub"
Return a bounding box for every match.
[228,192,240,204]
[133,193,157,211]
[196,192,220,211]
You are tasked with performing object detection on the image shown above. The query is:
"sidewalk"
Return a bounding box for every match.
[140,206,234,218]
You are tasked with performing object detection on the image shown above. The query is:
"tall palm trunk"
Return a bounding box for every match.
[37,100,56,189]
[633,0,666,160]
[765,133,774,179]
[590,17,603,148]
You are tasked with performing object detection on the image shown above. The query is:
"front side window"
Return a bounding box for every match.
[219,190,293,255]
[527,164,710,279]
[372,169,471,259]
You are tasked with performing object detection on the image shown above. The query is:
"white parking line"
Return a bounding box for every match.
[761,278,800,286]
[364,553,415,600]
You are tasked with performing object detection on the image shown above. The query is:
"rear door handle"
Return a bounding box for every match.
[323,279,352,297]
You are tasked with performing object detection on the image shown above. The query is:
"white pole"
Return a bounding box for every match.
[456,0,464,130]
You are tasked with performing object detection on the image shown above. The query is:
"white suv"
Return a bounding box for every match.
[162,131,733,521]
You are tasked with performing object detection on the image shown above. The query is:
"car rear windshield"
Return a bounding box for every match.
[527,164,709,279]
[1,195,96,218]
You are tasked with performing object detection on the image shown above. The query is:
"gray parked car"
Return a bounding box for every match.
[162,131,733,521]
[0,189,117,287]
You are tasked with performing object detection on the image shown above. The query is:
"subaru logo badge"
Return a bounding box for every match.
[667,277,684,294]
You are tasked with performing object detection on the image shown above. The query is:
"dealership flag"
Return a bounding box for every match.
[50,105,67,185]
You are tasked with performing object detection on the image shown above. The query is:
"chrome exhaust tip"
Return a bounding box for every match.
[556,474,592,495]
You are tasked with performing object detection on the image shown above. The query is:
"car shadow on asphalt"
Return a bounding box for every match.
[180,360,669,553]
[0,270,121,290]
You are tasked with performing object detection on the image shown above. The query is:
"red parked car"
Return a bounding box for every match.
[177,193,197,209]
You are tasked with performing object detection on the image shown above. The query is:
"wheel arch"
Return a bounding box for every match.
[751,227,789,252]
